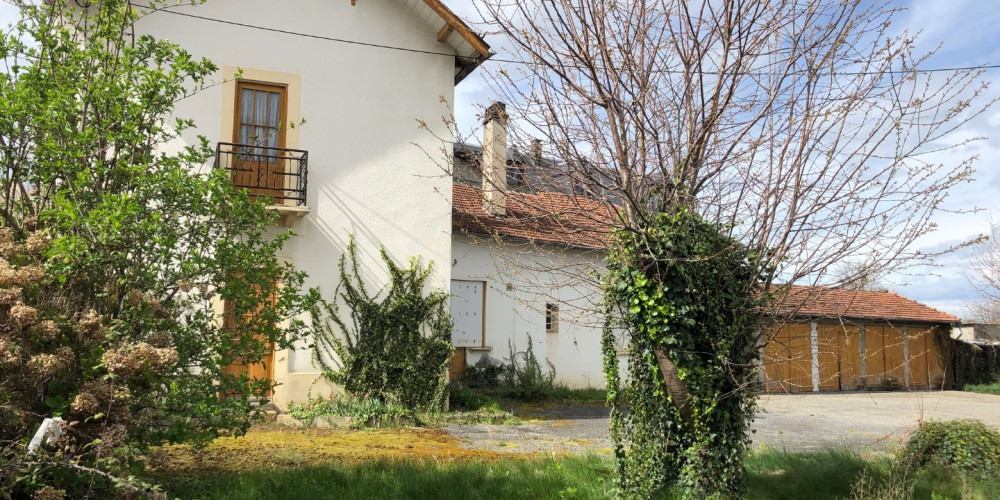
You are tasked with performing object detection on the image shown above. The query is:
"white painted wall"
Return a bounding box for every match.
[136,0,459,407]
[451,234,610,388]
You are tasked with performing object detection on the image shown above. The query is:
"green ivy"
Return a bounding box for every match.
[311,237,453,411]
[602,209,769,499]
[898,419,1000,480]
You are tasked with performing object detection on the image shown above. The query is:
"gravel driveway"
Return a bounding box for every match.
[444,391,1000,455]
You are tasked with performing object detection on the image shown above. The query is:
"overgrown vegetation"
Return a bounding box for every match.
[897,419,1000,480]
[602,210,768,499]
[152,441,1000,500]
[949,339,1000,388]
[288,397,413,428]
[963,382,1000,395]
[454,341,604,404]
[0,1,317,497]
[311,237,452,412]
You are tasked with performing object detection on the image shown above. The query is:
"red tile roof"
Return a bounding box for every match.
[452,184,615,249]
[772,285,960,324]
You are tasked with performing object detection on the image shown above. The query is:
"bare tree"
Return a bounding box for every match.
[968,222,1000,322]
[477,0,989,290]
[469,0,993,497]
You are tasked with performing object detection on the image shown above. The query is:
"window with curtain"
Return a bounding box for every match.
[235,82,286,157]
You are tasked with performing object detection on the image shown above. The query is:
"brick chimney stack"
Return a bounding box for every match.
[482,102,508,217]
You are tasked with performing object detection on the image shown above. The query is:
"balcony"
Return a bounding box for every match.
[214,142,309,227]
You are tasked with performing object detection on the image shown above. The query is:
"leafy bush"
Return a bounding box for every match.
[311,237,453,411]
[500,340,557,400]
[963,382,1000,395]
[897,419,1000,479]
[288,396,413,428]
[463,355,505,389]
[448,386,502,412]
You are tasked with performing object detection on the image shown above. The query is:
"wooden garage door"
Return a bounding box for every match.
[816,324,841,391]
[924,328,947,389]
[864,325,886,388]
[763,323,812,392]
[815,323,863,391]
[883,326,907,387]
[908,327,930,388]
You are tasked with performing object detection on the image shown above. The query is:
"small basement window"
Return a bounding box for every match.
[545,303,559,333]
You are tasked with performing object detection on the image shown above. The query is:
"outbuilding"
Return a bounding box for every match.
[763,286,959,392]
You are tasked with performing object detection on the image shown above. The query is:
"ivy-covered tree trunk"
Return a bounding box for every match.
[603,209,768,499]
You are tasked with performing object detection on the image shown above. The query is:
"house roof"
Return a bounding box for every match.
[398,0,492,83]
[452,183,615,249]
[772,285,960,324]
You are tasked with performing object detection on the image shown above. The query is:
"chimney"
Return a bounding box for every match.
[481,102,508,217]
[531,139,542,164]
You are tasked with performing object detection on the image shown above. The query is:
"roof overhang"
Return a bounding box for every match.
[398,0,493,84]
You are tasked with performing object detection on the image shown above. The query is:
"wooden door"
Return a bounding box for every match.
[763,323,812,392]
[221,284,277,396]
[864,326,886,388]
[838,326,863,390]
[884,325,906,388]
[908,327,931,388]
[233,81,288,202]
[816,324,842,391]
[449,347,467,382]
[925,328,947,389]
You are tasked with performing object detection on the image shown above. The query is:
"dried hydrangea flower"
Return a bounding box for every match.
[33,320,60,341]
[9,302,38,329]
[70,392,100,415]
[0,287,22,305]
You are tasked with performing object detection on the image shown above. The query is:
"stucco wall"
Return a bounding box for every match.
[451,234,609,388]
[136,0,458,407]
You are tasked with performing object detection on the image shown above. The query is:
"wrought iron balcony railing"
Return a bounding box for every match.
[214,142,308,207]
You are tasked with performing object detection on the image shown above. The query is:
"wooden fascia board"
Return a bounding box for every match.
[421,0,491,58]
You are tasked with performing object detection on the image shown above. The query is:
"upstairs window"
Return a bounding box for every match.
[235,81,287,153]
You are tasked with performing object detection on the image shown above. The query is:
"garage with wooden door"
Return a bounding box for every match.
[762,286,957,392]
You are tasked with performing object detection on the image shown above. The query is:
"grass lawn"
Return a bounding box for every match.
[151,427,1000,499]
[963,382,1000,395]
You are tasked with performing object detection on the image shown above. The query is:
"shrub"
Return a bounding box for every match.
[897,419,1000,479]
[448,386,502,412]
[463,355,505,389]
[288,396,413,428]
[500,340,557,400]
[311,237,453,411]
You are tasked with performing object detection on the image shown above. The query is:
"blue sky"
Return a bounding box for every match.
[1,1,997,317]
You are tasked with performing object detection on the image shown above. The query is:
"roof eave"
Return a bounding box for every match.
[420,0,493,84]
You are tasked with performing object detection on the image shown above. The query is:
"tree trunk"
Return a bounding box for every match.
[654,345,693,426]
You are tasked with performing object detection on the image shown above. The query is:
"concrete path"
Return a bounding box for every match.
[444,391,1000,455]
[755,391,1000,453]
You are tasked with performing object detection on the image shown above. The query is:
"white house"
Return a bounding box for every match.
[136,0,492,408]
[448,103,615,388]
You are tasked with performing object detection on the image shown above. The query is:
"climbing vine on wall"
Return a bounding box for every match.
[311,237,453,411]
[602,209,770,499]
